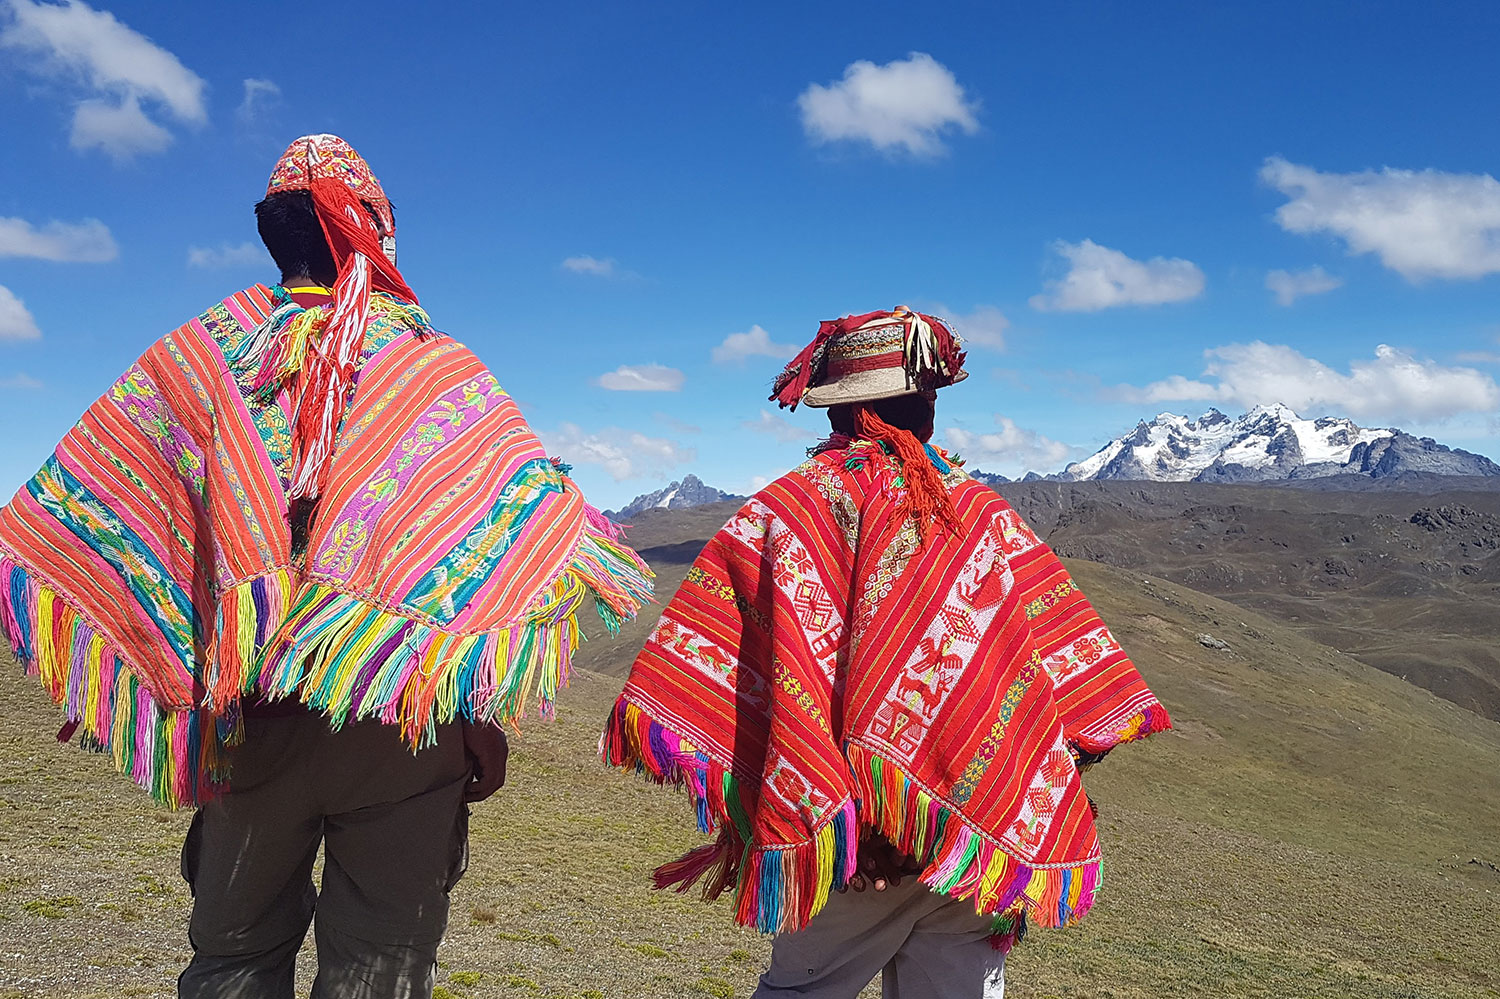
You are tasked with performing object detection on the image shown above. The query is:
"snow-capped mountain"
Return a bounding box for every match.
[1057,405,1500,483]
[608,475,743,520]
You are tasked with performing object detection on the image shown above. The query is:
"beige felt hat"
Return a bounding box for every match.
[773,307,968,410]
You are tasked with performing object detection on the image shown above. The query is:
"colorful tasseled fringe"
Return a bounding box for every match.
[602,699,860,935]
[203,570,294,715]
[843,741,1100,935]
[0,556,224,807]
[255,515,653,747]
[0,507,650,807]
[602,696,1101,942]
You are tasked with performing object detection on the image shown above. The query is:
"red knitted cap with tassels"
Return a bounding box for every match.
[261,135,419,501]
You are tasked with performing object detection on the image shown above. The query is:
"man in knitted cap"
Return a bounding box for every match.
[603,307,1169,997]
[0,135,651,998]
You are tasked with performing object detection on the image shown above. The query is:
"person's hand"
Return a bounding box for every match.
[843,834,921,893]
[461,721,508,802]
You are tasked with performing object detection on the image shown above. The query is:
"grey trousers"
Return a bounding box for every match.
[177,711,471,999]
[754,878,1005,999]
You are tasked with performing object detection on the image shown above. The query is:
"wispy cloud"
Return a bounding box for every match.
[1113,341,1500,422]
[655,412,702,434]
[1261,157,1500,281]
[596,363,684,392]
[798,52,980,157]
[236,77,280,125]
[742,409,814,443]
[0,373,42,389]
[945,417,1077,476]
[1265,265,1342,306]
[1456,335,1500,365]
[712,324,797,365]
[187,242,264,269]
[930,304,1008,350]
[0,285,41,341]
[0,216,116,262]
[1,0,207,160]
[1030,239,1205,312]
[562,255,629,278]
[538,423,694,481]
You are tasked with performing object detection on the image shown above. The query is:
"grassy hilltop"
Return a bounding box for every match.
[1,502,1498,998]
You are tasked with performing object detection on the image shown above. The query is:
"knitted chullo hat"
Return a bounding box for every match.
[770,306,967,410]
[773,307,969,541]
[257,134,421,502]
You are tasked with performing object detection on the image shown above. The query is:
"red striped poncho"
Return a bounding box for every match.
[603,440,1169,941]
[0,284,651,807]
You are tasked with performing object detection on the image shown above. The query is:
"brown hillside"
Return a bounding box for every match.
[2,498,1498,997]
[995,480,1500,722]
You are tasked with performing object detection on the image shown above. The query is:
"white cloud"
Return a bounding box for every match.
[1265,266,1342,306]
[0,285,41,341]
[945,417,1077,476]
[1029,239,1205,312]
[596,363,684,392]
[797,52,980,157]
[1261,157,1500,281]
[712,324,798,364]
[1116,341,1500,422]
[236,77,279,125]
[562,255,619,278]
[539,423,694,481]
[187,242,264,269]
[0,373,42,389]
[0,216,116,262]
[70,93,171,158]
[743,409,814,443]
[931,305,1007,350]
[2,0,207,160]
[748,474,773,492]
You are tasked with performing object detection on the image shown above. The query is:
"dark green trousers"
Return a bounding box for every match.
[177,712,470,999]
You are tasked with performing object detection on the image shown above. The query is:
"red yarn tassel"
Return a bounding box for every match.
[308,177,416,303]
[855,405,961,543]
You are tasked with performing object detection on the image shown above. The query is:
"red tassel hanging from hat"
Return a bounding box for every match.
[854,404,961,543]
[261,136,421,502]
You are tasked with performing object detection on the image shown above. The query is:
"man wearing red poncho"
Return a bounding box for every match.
[604,306,1170,997]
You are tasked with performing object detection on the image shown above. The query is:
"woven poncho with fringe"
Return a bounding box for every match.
[0,283,652,807]
[603,439,1168,944]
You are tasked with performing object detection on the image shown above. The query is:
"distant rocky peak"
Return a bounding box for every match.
[608,475,744,520]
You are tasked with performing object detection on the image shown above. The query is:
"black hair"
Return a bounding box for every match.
[253,190,392,285]
[827,393,937,441]
[254,191,336,285]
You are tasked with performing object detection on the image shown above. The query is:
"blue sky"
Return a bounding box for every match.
[2,0,1498,510]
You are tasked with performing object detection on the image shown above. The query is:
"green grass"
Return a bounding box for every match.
[21,895,79,919]
[1,556,1498,997]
